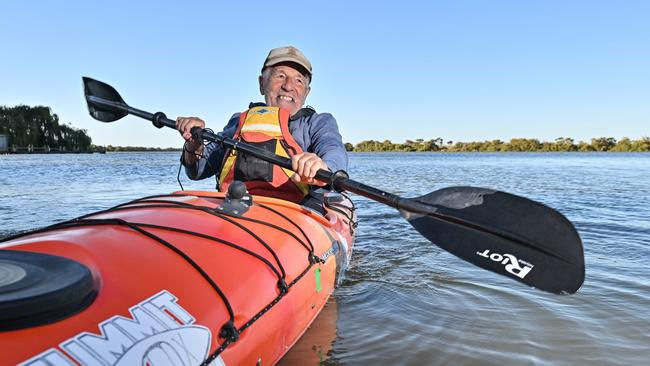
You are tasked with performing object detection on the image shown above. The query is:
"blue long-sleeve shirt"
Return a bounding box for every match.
[183,107,348,182]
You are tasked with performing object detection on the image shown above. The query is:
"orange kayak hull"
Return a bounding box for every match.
[1,191,355,366]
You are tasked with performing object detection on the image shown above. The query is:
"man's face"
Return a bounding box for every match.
[259,65,311,116]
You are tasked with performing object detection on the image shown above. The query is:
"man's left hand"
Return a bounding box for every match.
[291,153,329,186]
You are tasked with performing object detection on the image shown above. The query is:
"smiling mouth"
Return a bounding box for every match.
[279,95,294,103]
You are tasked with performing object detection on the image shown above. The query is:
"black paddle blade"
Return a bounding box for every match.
[403,187,584,294]
[83,77,128,122]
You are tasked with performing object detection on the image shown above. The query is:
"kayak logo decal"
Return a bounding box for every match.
[476,250,534,279]
[20,290,226,366]
[320,246,335,262]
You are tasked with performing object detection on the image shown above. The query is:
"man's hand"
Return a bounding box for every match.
[176,117,206,150]
[291,152,329,186]
[176,117,205,164]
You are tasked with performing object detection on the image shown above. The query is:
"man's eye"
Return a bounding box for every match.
[274,73,286,79]
[295,78,304,84]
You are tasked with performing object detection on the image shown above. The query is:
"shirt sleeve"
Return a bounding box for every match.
[308,113,349,173]
[182,113,240,180]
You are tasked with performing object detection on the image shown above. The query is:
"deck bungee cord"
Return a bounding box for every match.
[177,143,358,251]
[322,191,359,232]
[113,195,320,264]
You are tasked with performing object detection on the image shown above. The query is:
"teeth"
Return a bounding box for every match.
[279,96,293,102]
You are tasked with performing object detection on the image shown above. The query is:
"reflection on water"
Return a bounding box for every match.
[279,298,338,366]
[2,152,650,365]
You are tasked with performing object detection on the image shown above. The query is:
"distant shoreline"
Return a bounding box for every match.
[99,146,182,152]
[5,149,646,154]
[0,147,183,154]
[69,136,650,153]
[347,137,650,152]
[346,150,650,153]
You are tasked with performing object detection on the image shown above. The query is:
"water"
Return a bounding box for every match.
[2,152,649,365]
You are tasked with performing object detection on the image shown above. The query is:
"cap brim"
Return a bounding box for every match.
[264,58,312,77]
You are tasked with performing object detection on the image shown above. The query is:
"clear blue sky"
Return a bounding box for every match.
[1,0,648,147]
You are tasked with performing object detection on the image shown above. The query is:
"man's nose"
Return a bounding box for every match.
[281,78,294,91]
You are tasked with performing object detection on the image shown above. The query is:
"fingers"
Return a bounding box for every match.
[291,153,329,186]
[294,174,327,187]
[175,117,205,141]
[292,153,322,177]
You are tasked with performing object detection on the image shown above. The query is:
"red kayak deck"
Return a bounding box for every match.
[0,191,355,366]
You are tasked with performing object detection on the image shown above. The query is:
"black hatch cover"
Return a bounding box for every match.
[0,250,98,331]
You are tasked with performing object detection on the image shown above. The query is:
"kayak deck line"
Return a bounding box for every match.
[12,195,331,316]
[1,191,357,365]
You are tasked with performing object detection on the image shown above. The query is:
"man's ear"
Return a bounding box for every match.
[258,75,265,95]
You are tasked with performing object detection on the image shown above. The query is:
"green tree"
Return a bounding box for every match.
[577,141,595,151]
[0,105,92,150]
[554,137,577,151]
[483,140,505,152]
[630,137,650,152]
[590,137,616,151]
[507,138,541,152]
[611,137,632,152]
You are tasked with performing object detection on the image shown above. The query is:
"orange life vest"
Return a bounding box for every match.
[219,106,310,203]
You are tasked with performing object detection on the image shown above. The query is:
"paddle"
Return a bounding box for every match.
[83,76,585,294]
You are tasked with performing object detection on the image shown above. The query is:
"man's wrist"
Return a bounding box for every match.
[184,140,203,152]
[182,141,204,165]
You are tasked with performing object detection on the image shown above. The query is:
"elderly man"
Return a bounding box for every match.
[176,46,347,205]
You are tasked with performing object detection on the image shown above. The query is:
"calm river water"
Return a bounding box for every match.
[1,152,649,365]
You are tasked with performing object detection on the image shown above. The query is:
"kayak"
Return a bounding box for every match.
[0,189,356,366]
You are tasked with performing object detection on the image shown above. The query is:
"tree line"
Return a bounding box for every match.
[102,145,181,152]
[0,105,182,152]
[3,105,648,153]
[347,137,650,152]
[0,105,92,150]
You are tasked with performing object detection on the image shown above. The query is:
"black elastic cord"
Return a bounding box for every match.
[225,209,314,255]
[323,192,358,231]
[255,202,319,262]
[182,193,317,257]
[176,161,185,191]
[180,135,220,191]
[207,211,288,279]
[160,200,289,280]
[200,250,317,366]
[105,193,315,256]
[131,194,317,265]
[98,197,313,281]
[84,202,287,281]
[47,218,237,324]
[123,221,282,279]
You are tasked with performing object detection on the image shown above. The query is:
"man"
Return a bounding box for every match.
[176,46,347,204]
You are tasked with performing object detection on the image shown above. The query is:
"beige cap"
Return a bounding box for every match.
[262,46,312,77]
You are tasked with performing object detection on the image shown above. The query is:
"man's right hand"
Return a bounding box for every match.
[176,117,206,164]
[176,116,205,152]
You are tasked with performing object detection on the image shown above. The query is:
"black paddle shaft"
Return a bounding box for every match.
[187,119,426,213]
[87,92,419,211]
